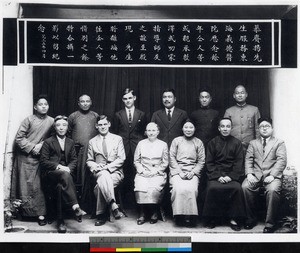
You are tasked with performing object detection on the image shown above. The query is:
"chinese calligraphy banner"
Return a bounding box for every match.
[21,19,280,67]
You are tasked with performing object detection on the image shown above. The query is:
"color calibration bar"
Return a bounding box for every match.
[90,236,191,252]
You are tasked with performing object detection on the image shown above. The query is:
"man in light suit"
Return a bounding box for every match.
[86,115,126,226]
[151,88,188,147]
[113,88,147,206]
[40,115,86,233]
[242,117,287,233]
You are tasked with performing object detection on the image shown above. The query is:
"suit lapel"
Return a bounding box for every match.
[169,108,182,130]
[64,138,71,163]
[158,109,169,129]
[263,137,275,160]
[120,109,129,128]
[255,138,264,158]
[51,136,61,154]
[130,109,141,133]
[95,135,104,155]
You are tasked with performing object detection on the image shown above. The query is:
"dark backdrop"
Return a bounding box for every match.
[33,66,270,122]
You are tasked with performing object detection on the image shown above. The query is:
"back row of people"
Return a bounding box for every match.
[11,85,286,233]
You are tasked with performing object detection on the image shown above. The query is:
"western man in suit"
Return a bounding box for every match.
[40,115,86,233]
[242,117,287,233]
[86,115,126,226]
[151,88,188,147]
[113,88,147,206]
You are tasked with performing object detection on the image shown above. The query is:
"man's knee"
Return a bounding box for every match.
[265,180,282,195]
[242,179,258,192]
[60,171,73,183]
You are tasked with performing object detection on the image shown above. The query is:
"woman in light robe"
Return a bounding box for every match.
[134,122,168,225]
[11,95,54,226]
[169,119,205,227]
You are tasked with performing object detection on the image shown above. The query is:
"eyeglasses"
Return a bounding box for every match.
[54,115,68,122]
[259,125,271,129]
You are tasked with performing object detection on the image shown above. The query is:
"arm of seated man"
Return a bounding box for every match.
[263,175,275,184]
[56,164,71,173]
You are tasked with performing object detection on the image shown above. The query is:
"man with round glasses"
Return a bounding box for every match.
[242,117,287,233]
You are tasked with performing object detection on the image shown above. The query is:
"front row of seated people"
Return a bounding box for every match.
[38,113,286,233]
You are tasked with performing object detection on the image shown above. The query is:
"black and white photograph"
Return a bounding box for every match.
[0,0,299,243]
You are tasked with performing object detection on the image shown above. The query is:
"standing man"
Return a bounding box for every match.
[113,88,147,206]
[242,117,287,233]
[190,88,219,147]
[86,115,126,226]
[203,118,245,231]
[224,85,261,152]
[151,88,188,147]
[40,115,86,233]
[68,94,99,210]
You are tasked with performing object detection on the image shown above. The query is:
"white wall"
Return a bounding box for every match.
[270,69,300,172]
[1,66,33,201]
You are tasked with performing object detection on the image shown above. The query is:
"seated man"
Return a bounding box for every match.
[202,117,245,231]
[242,117,287,233]
[86,115,126,226]
[40,115,86,233]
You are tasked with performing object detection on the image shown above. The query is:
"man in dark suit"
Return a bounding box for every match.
[242,117,287,233]
[151,88,188,147]
[190,88,219,147]
[40,115,86,233]
[113,88,147,206]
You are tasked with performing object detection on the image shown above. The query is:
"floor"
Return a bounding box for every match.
[7,208,267,234]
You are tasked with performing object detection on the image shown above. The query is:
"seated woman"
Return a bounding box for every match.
[169,119,205,227]
[40,115,86,233]
[134,122,168,225]
[11,94,54,226]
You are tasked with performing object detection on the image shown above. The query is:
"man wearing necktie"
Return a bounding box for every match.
[86,115,126,226]
[113,88,147,208]
[242,117,287,233]
[151,88,188,147]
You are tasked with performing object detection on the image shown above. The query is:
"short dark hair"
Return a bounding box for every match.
[78,94,91,102]
[258,117,273,126]
[199,87,212,96]
[162,88,176,97]
[182,118,196,128]
[122,88,135,97]
[234,84,247,93]
[34,94,48,105]
[54,115,68,122]
[219,117,232,126]
[96,114,110,123]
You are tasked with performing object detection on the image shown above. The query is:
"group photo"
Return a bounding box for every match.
[1,1,299,242]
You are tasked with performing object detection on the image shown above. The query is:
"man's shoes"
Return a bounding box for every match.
[38,217,47,226]
[185,216,197,228]
[57,220,67,233]
[150,212,158,224]
[230,223,241,231]
[204,220,216,229]
[244,222,256,230]
[137,216,146,225]
[229,220,241,231]
[74,207,86,222]
[112,208,124,220]
[263,227,276,233]
[95,215,106,226]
